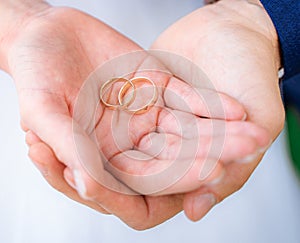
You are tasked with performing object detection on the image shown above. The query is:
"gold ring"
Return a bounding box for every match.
[118,77,158,114]
[99,77,135,109]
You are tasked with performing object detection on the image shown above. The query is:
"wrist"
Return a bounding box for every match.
[0,0,50,71]
[246,0,263,8]
[215,0,281,71]
[206,0,263,7]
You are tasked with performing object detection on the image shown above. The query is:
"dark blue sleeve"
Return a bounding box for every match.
[260,0,300,81]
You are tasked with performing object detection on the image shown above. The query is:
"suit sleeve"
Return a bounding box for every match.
[260,0,300,81]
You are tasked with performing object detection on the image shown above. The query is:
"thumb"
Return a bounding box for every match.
[19,89,132,197]
[184,191,217,222]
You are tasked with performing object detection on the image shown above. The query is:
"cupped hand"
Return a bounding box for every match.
[5,5,187,229]
[4,3,271,229]
[151,0,285,220]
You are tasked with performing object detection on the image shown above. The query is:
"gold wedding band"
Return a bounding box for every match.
[118,77,158,114]
[99,77,135,109]
[99,76,157,114]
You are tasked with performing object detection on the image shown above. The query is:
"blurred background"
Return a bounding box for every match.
[0,1,299,242]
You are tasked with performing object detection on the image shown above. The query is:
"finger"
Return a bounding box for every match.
[20,120,29,132]
[68,162,184,230]
[158,109,270,148]
[19,91,129,194]
[137,131,264,162]
[26,125,182,229]
[109,148,226,195]
[19,79,182,230]
[25,130,42,146]
[183,189,217,222]
[183,156,262,221]
[28,142,110,214]
[108,128,259,195]
[164,77,246,120]
[108,108,270,195]
[158,162,226,195]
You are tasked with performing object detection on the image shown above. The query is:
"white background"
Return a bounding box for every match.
[0,1,299,242]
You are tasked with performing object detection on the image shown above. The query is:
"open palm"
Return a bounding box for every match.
[6,5,270,228]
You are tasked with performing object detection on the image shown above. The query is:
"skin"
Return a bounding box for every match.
[0,0,279,229]
[151,0,285,220]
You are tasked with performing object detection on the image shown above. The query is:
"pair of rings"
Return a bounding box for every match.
[100,77,158,114]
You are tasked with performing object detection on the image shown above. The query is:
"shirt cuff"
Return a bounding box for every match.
[260,0,300,81]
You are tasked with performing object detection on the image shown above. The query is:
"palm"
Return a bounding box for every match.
[8,7,177,229]
[8,5,272,228]
[152,1,285,218]
[7,7,213,228]
[153,2,284,134]
[76,50,269,195]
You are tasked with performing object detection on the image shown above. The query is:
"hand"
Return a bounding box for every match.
[151,0,285,220]
[1,2,271,229]
[4,5,190,229]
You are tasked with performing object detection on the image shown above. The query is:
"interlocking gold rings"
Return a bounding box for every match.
[99,77,158,114]
[99,77,135,110]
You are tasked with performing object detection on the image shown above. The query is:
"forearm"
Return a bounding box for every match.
[0,0,50,71]
[206,0,281,73]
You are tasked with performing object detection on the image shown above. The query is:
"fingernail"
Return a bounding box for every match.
[33,162,49,177]
[258,140,273,153]
[235,153,258,164]
[192,193,216,221]
[73,169,87,198]
[258,146,268,154]
[236,140,272,164]
[242,113,247,121]
[198,160,218,181]
[206,169,226,186]
[64,175,76,190]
